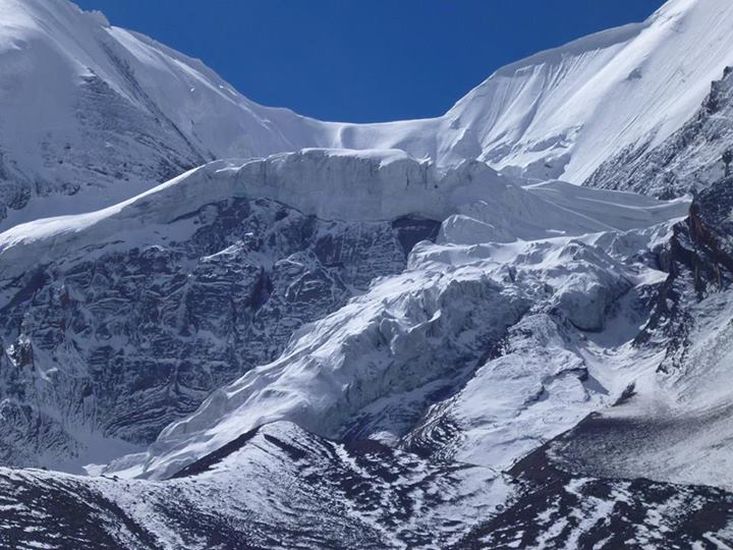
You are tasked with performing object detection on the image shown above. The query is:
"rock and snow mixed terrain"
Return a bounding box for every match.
[2,0,733,548]
[0,150,451,471]
[0,148,688,475]
[588,63,733,198]
[4,421,733,549]
[106,176,684,481]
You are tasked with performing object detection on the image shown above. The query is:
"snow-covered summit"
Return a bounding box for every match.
[443,0,733,182]
[0,0,326,225]
[0,0,730,226]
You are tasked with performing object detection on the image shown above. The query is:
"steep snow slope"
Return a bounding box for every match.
[0,0,346,225]
[443,0,733,182]
[586,64,733,197]
[0,0,728,228]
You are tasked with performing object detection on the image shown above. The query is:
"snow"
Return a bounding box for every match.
[0,0,717,494]
[441,180,688,244]
[0,0,725,228]
[445,0,733,182]
[0,146,688,298]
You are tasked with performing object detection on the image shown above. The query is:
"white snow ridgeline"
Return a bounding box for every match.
[0,0,730,228]
[0,148,687,279]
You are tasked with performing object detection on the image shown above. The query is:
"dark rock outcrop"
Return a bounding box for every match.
[0,195,440,468]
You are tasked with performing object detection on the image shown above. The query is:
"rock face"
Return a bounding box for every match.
[639,177,733,351]
[0,186,438,469]
[685,176,733,276]
[585,68,733,198]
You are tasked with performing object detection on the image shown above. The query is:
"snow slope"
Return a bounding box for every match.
[586,56,733,197]
[0,0,728,227]
[444,0,733,182]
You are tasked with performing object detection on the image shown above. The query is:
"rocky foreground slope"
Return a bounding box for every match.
[2,421,732,549]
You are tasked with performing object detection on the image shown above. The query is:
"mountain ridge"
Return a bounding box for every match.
[0,0,730,230]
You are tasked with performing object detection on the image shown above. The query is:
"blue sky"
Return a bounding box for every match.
[74,0,666,123]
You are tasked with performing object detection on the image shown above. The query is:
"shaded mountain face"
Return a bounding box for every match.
[585,67,733,198]
[94,156,686,481]
[0,153,448,471]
